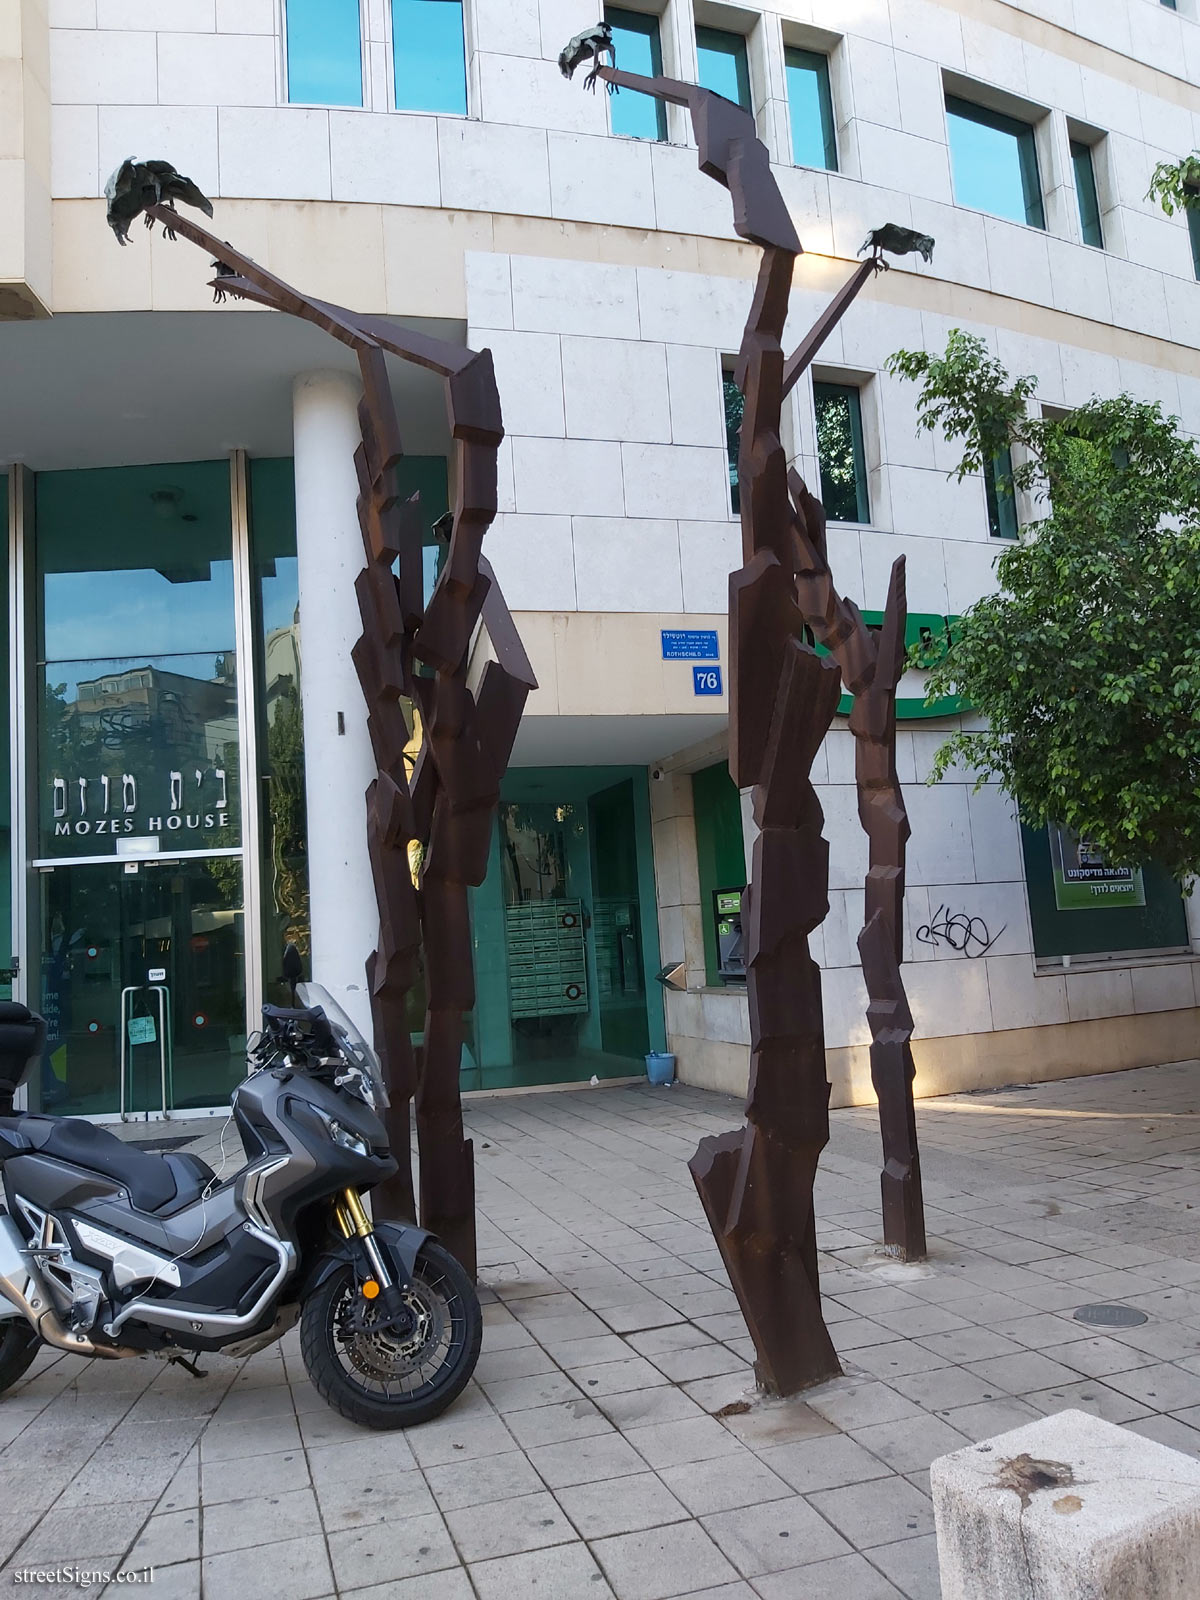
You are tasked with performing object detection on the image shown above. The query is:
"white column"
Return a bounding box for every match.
[292,370,376,1037]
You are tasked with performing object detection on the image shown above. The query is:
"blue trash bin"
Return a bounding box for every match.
[645,1051,675,1085]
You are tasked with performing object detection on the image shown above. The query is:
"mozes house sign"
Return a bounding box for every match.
[49,769,231,838]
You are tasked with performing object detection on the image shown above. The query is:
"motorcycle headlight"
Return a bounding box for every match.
[328,1120,369,1156]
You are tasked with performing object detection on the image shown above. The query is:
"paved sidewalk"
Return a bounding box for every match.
[7,1062,1200,1597]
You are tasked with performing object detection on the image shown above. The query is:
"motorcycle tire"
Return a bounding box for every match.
[301,1240,482,1430]
[0,1321,40,1395]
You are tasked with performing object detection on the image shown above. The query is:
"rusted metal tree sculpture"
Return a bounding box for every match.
[563,58,929,1385]
[790,482,925,1260]
[119,190,535,1277]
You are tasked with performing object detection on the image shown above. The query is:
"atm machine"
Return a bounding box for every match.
[712,888,745,982]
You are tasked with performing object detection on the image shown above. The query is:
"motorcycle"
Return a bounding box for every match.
[0,946,482,1429]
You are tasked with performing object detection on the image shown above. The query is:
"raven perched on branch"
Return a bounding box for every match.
[105,159,213,245]
[558,21,617,93]
[859,224,936,265]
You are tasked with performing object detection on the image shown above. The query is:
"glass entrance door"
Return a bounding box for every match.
[31,462,250,1117]
[465,766,666,1091]
[37,855,245,1118]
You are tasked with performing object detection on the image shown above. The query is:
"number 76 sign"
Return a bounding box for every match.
[692,666,723,696]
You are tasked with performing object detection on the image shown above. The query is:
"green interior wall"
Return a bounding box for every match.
[691,761,746,986]
[1020,823,1188,958]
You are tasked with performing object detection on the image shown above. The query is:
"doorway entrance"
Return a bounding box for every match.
[465,766,665,1091]
[37,855,245,1118]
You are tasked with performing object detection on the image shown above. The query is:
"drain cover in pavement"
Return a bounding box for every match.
[1073,1303,1148,1328]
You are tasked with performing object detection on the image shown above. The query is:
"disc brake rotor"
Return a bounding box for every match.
[337,1282,447,1382]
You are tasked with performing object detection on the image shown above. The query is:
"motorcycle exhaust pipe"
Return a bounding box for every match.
[0,1216,139,1360]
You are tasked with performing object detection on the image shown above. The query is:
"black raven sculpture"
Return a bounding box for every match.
[859,224,935,264]
[105,158,213,245]
[558,21,617,93]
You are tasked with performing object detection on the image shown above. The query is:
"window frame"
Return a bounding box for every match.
[695,24,752,112]
[983,448,1019,541]
[390,0,468,116]
[813,380,870,527]
[945,92,1046,231]
[1069,138,1104,250]
[722,360,743,519]
[784,45,837,172]
[604,6,668,141]
[282,0,366,109]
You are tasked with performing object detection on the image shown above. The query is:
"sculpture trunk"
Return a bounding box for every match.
[589,64,842,1394]
[790,477,926,1261]
[143,204,537,1277]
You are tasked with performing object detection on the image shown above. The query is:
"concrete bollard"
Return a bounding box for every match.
[930,1408,1200,1599]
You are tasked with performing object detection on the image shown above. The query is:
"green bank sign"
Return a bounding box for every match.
[816,611,964,721]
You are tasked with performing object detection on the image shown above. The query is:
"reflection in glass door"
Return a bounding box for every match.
[37,857,246,1118]
[32,462,250,1115]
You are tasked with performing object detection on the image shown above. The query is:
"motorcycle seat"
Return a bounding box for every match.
[4,1117,215,1214]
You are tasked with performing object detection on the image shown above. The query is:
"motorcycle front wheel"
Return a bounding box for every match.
[300,1241,482,1430]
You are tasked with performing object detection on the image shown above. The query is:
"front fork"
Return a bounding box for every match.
[333,1188,413,1329]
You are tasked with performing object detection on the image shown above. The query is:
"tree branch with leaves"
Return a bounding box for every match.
[887,330,1200,884]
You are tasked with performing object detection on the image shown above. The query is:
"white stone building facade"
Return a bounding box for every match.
[2,0,1200,1116]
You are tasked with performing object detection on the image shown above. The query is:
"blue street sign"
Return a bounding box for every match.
[693,665,723,696]
[661,629,719,661]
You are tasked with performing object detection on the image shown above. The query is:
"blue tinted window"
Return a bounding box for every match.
[393,0,466,114]
[696,26,751,111]
[606,7,666,140]
[286,0,363,107]
[1189,210,1200,281]
[946,95,1045,229]
[785,47,836,171]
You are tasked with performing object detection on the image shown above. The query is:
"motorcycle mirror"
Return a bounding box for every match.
[282,942,304,1004]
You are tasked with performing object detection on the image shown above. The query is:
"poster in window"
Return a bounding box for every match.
[1048,824,1145,911]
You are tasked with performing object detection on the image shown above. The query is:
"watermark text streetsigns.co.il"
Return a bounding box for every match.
[13,1568,154,1588]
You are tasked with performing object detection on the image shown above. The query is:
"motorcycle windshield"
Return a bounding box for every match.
[295,984,391,1110]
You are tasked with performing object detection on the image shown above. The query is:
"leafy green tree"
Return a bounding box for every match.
[886,329,1200,882]
[1147,152,1200,217]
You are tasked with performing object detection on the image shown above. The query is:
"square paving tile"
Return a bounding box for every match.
[556,1472,690,1539]
[469,1541,616,1600]
[806,1381,923,1433]
[808,1476,935,1550]
[866,1533,942,1600]
[443,1489,575,1563]
[757,1433,892,1495]
[202,1486,322,1555]
[752,1551,905,1599]
[202,1532,333,1600]
[326,1512,459,1590]
[1105,1360,1200,1410]
[657,1451,793,1516]
[592,1522,740,1600]
[701,1494,851,1576]
[625,1417,745,1471]
[504,1398,615,1449]
[849,1415,970,1474]
[423,1450,544,1512]
[528,1431,647,1488]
